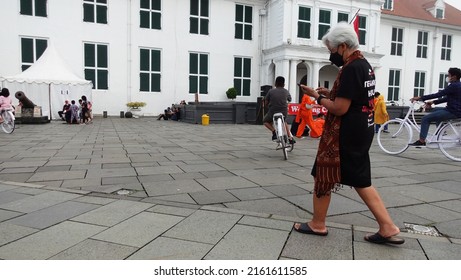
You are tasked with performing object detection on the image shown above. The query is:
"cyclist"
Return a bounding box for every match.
[0,88,13,123]
[263,76,296,144]
[409,67,461,146]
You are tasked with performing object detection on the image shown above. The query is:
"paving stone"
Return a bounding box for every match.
[205,224,288,260]
[196,176,258,191]
[225,198,310,219]
[170,172,206,180]
[238,216,294,231]
[8,201,100,229]
[101,176,139,185]
[0,222,38,246]
[240,173,304,186]
[263,185,310,197]
[27,170,86,182]
[434,218,461,239]
[353,240,427,260]
[419,238,461,259]
[92,212,183,247]
[135,165,184,176]
[228,187,277,200]
[73,196,116,205]
[0,167,38,174]
[50,238,137,260]
[147,205,197,217]
[71,200,152,227]
[398,204,461,223]
[0,209,23,222]
[143,179,207,196]
[0,191,81,213]
[0,191,32,206]
[189,190,239,205]
[282,227,352,260]
[147,193,197,204]
[0,221,106,260]
[128,237,212,260]
[163,210,241,244]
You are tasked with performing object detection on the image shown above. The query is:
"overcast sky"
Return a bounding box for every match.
[444,0,461,11]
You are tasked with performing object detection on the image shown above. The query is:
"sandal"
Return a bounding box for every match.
[364,232,405,245]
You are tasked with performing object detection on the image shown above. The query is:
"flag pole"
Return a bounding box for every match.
[349,9,361,24]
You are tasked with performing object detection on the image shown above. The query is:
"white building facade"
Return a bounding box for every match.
[1,0,460,116]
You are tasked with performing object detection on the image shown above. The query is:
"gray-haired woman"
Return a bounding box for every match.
[296,22,404,245]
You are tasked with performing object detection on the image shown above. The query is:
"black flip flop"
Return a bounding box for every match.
[364,232,405,245]
[293,223,328,236]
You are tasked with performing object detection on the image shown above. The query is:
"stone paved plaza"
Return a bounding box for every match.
[0,117,460,259]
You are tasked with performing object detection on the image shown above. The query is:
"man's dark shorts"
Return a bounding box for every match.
[263,109,288,123]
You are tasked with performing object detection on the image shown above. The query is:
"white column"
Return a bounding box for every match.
[289,59,298,101]
[312,61,320,89]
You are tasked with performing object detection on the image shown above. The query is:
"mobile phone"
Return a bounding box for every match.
[297,83,302,87]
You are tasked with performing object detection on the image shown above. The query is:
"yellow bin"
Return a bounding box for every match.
[201,114,210,126]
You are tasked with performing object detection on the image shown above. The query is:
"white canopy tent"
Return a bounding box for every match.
[0,43,92,120]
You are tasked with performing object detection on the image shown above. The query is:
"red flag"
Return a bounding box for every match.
[353,16,359,38]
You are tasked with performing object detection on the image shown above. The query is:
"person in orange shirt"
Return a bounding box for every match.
[295,91,315,138]
[310,113,325,138]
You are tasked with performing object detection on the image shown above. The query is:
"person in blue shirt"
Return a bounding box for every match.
[410,67,461,146]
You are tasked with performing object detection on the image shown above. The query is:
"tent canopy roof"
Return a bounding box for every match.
[0,43,92,86]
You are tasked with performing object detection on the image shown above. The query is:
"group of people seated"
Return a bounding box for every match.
[157,100,186,121]
[58,95,93,124]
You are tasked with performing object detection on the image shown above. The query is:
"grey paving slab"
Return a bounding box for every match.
[419,238,461,259]
[143,179,207,196]
[49,238,137,260]
[398,204,461,223]
[60,178,102,189]
[240,173,304,186]
[73,196,116,205]
[225,198,311,219]
[0,221,106,260]
[92,212,183,247]
[163,210,242,244]
[135,165,184,176]
[189,190,240,204]
[128,237,213,260]
[8,201,100,229]
[282,227,353,260]
[0,223,38,246]
[147,205,197,217]
[86,167,137,178]
[146,193,197,204]
[71,200,152,227]
[0,190,32,205]
[284,193,368,216]
[434,219,461,239]
[0,167,38,174]
[263,184,310,197]
[0,209,23,222]
[228,187,278,200]
[205,224,288,260]
[196,176,258,191]
[238,216,294,231]
[353,241,427,260]
[0,191,81,213]
[27,170,86,182]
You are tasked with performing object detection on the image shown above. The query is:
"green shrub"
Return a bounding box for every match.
[226,87,237,100]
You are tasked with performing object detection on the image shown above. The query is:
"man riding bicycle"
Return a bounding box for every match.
[409,67,461,146]
[263,76,295,144]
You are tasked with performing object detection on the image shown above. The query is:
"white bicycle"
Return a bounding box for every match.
[1,108,15,134]
[273,112,294,160]
[377,101,461,161]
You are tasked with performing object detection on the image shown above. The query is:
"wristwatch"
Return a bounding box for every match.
[317,94,327,104]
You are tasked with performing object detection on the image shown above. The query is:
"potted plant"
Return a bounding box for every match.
[226,87,237,100]
[126,101,146,110]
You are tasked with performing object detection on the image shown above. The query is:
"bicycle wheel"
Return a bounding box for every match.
[377,119,411,155]
[276,118,288,160]
[438,121,461,161]
[1,111,15,134]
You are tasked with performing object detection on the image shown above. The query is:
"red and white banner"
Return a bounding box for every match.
[288,103,328,116]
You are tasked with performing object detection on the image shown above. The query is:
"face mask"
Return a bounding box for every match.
[446,77,451,84]
[329,51,344,67]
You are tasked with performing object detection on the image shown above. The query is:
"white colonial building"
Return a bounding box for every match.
[0,0,460,117]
